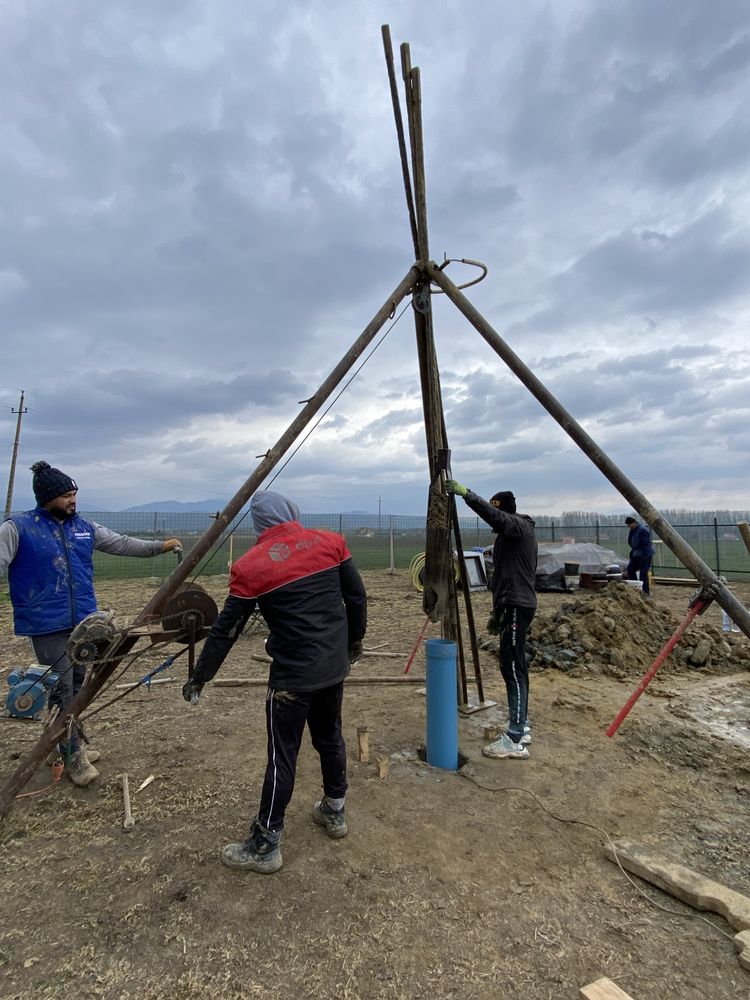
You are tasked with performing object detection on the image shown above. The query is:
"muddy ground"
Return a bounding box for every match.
[1,572,749,1000]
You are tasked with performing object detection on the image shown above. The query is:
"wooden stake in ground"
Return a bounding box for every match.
[356,726,370,763]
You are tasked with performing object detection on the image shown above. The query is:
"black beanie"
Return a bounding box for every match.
[30,461,78,506]
[490,490,516,514]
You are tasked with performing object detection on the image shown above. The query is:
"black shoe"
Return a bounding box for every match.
[313,798,348,839]
[221,819,282,873]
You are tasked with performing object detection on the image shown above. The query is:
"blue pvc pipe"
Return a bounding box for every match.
[425,638,458,770]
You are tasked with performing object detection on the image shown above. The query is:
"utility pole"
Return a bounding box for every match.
[4,390,27,520]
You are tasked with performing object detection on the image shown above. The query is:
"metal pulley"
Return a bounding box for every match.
[160,583,218,643]
[67,611,122,668]
[412,288,431,314]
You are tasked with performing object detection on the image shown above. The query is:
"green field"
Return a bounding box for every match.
[89,527,750,582]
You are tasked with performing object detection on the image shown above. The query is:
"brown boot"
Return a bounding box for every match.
[68,750,99,787]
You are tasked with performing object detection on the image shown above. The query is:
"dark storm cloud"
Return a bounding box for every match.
[2,0,750,514]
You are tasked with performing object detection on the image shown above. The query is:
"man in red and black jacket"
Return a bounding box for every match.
[184,490,367,874]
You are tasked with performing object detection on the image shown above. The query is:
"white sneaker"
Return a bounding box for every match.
[482,734,529,760]
[520,729,532,746]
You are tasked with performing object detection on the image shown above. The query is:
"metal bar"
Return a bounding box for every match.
[713,517,721,576]
[425,260,750,637]
[607,599,707,736]
[0,267,420,820]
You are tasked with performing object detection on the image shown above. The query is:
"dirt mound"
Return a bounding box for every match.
[482,582,750,679]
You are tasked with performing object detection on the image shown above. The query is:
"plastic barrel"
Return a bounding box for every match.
[425,639,459,770]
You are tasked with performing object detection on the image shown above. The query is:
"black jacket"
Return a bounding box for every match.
[192,521,367,692]
[463,491,538,609]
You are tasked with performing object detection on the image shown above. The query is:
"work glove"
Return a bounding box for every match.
[445,479,468,498]
[348,640,363,664]
[182,679,204,704]
[486,613,500,636]
[162,538,182,553]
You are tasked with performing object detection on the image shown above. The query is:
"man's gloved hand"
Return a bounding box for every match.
[182,679,204,704]
[486,613,500,635]
[445,479,468,498]
[348,640,363,664]
[162,538,182,553]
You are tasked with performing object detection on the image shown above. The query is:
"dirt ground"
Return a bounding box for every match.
[1,571,749,1000]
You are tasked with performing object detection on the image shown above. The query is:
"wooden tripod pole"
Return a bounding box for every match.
[426,261,750,639]
[0,268,419,821]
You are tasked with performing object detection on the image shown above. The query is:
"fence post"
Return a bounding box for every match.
[551,517,555,542]
[713,517,721,575]
[339,513,343,535]
[151,511,159,581]
[595,520,600,545]
[388,516,395,574]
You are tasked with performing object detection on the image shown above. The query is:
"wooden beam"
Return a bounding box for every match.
[0,268,420,820]
[213,676,426,687]
[580,978,636,1000]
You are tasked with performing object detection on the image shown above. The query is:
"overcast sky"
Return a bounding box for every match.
[2,0,749,517]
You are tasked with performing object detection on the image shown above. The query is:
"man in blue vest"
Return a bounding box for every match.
[0,461,182,786]
[625,515,655,596]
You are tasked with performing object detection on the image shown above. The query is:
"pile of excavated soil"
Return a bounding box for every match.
[480,582,750,679]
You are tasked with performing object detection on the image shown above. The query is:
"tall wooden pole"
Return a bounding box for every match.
[4,389,27,520]
[0,269,419,820]
[426,261,750,638]
[398,45,455,631]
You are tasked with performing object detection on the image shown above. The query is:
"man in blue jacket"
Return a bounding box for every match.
[0,461,182,786]
[625,515,655,595]
[182,490,367,875]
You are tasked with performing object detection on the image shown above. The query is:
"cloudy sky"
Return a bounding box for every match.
[2,0,749,517]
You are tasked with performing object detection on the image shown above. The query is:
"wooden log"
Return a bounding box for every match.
[213,676,426,687]
[604,838,750,971]
[580,978,635,1000]
[376,756,390,778]
[0,267,420,819]
[604,839,750,931]
[250,650,408,664]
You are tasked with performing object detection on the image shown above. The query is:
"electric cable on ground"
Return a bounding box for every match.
[461,771,736,946]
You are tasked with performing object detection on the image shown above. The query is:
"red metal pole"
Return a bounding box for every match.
[606,599,708,737]
[404,617,431,674]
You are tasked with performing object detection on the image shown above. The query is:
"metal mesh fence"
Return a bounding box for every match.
[18,510,746,582]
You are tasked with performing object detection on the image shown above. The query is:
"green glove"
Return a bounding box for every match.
[486,614,500,636]
[445,479,468,498]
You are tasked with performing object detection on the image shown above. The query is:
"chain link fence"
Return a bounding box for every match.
[29,510,749,582]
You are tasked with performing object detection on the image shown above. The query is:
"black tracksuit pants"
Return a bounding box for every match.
[257,680,347,838]
[497,604,535,744]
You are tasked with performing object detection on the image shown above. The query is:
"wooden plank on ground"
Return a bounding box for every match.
[580,978,635,1000]
[605,839,750,972]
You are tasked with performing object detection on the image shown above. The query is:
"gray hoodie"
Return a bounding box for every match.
[250,490,300,534]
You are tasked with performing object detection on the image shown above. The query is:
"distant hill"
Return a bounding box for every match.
[120,499,227,513]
